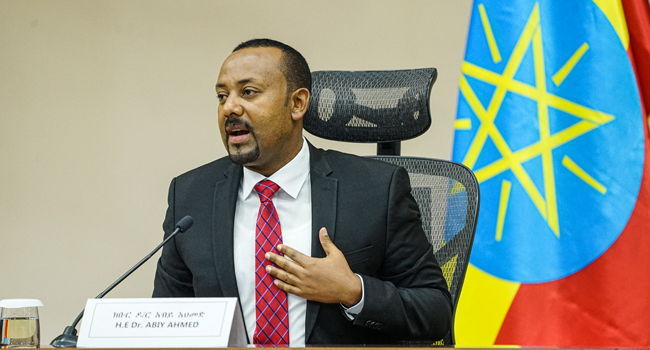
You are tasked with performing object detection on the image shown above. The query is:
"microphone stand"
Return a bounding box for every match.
[50,216,194,348]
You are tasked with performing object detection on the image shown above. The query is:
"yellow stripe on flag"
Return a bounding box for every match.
[562,155,607,194]
[495,179,512,242]
[592,0,629,49]
[552,43,590,86]
[478,4,502,63]
[455,264,520,346]
[456,118,472,130]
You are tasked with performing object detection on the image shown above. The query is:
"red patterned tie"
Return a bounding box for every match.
[254,180,289,346]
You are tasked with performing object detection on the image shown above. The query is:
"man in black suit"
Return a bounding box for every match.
[153,39,452,345]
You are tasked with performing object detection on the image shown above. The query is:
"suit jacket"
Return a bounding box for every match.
[153,143,452,344]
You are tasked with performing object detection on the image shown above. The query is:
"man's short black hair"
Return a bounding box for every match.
[234,38,312,96]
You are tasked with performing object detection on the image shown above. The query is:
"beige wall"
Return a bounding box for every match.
[0,0,472,343]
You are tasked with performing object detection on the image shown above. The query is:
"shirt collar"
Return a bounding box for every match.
[241,137,310,199]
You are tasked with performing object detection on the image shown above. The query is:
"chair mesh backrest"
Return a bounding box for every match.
[371,156,480,343]
[304,68,437,143]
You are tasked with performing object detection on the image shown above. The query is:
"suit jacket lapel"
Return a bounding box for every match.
[212,162,242,298]
[305,144,338,341]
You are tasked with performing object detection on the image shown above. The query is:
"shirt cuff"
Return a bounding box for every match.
[341,274,365,320]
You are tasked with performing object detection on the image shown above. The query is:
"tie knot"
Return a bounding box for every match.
[255,180,280,203]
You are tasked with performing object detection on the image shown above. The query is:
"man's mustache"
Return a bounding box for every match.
[224,118,255,133]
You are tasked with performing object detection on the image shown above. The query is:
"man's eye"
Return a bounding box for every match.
[243,89,256,96]
[217,93,228,101]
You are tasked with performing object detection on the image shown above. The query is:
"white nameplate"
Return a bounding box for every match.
[77,298,247,348]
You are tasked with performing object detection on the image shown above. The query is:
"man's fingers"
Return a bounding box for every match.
[274,278,301,296]
[265,252,299,274]
[272,267,291,284]
[266,264,296,283]
[266,265,304,297]
[277,243,308,265]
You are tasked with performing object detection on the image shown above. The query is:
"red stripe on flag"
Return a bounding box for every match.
[495,155,650,346]
[622,0,650,118]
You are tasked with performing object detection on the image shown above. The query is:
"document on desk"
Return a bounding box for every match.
[77,297,247,348]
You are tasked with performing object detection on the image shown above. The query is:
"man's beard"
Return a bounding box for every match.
[225,119,260,165]
[227,140,260,165]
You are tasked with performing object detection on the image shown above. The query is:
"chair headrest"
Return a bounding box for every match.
[304,68,437,143]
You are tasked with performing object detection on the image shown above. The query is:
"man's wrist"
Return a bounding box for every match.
[341,274,365,320]
[342,273,363,307]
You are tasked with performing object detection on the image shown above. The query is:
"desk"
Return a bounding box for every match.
[39,348,629,350]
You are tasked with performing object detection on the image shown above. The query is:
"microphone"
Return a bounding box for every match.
[50,215,194,348]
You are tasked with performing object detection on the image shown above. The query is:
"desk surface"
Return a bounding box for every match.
[40,347,635,350]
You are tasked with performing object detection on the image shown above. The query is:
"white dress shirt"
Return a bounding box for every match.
[233,138,363,346]
[233,138,312,346]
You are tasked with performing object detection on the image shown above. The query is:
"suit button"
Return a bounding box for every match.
[365,320,374,328]
[374,322,383,330]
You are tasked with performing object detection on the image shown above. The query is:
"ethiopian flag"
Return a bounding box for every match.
[452,0,650,347]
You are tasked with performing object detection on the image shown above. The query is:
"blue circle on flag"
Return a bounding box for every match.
[452,0,644,283]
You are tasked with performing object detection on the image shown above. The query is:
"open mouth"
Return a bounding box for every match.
[226,125,251,143]
[229,128,249,137]
[225,119,254,144]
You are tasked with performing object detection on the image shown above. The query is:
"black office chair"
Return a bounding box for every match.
[304,68,480,345]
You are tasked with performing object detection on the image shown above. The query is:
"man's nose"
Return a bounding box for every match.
[222,95,244,117]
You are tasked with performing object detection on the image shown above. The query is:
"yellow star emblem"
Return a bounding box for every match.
[455,3,615,240]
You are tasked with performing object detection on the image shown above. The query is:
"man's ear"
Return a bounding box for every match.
[290,88,310,121]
